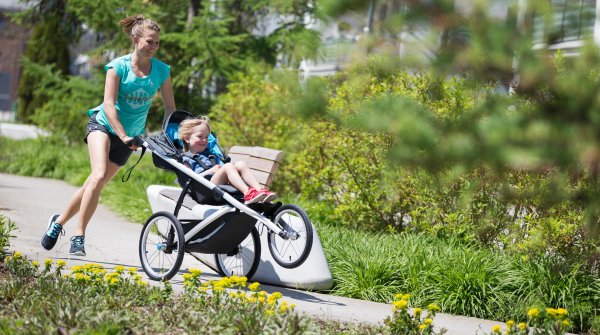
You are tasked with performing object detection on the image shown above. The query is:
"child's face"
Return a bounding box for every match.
[186,124,210,153]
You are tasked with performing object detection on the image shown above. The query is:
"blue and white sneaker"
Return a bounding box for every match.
[41,214,64,250]
[69,236,86,256]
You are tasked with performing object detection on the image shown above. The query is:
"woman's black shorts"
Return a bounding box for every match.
[84,112,133,167]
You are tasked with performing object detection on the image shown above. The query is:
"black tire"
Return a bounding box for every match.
[139,211,185,281]
[267,204,313,268]
[215,226,261,279]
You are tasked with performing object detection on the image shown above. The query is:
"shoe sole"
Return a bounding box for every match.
[262,193,277,203]
[244,193,267,205]
[41,214,60,250]
[70,251,86,256]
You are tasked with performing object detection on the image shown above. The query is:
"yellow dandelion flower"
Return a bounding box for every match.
[44,259,53,266]
[561,320,570,327]
[248,282,260,291]
[271,292,283,299]
[424,318,433,326]
[491,325,501,334]
[419,325,427,331]
[258,296,266,303]
[506,320,514,328]
[393,299,408,311]
[265,309,275,316]
[427,303,440,312]
[182,273,193,281]
[414,307,422,316]
[31,261,39,267]
[114,265,126,273]
[518,323,527,331]
[556,308,568,317]
[546,308,557,318]
[13,252,23,259]
[527,308,539,318]
[188,268,202,276]
[4,256,11,262]
[56,260,66,268]
[213,286,225,293]
[279,302,289,313]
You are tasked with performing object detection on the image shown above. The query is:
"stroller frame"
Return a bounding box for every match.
[137,134,314,281]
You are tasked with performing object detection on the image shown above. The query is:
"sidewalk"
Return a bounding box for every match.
[0,172,505,334]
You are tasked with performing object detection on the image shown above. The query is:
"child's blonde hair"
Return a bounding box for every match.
[178,116,211,152]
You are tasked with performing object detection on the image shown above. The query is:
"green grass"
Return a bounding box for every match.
[1,137,600,334]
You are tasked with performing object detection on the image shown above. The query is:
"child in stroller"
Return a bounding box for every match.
[177,117,276,205]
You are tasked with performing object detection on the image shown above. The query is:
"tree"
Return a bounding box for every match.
[284,0,600,240]
[14,0,81,122]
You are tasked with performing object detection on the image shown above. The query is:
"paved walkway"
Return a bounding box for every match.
[0,172,504,335]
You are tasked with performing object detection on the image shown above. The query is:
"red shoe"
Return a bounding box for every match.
[259,189,277,203]
[244,187,266,204]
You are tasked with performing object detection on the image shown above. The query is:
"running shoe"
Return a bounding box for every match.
[259,189,278,203]
[69,236,86,256]
[41,214,63,250]
[244,187,266,204]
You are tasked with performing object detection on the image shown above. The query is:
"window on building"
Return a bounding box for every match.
[0,73,11,111]
[534,0,596,44]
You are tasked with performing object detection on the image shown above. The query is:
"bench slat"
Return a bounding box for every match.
[229,146,284,162]
[228,154,280,173]
[227,145,283,188]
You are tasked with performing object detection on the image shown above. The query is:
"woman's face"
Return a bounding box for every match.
[134,28,160,58]
[186,124,210,153]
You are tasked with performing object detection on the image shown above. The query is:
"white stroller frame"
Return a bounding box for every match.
[135,132,314,281]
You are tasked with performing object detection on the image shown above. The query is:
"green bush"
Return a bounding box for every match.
[0,215,16,255]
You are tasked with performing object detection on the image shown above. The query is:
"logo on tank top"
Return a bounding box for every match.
[124,88,152,109]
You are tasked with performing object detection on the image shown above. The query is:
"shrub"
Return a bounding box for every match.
[0,215,16,255]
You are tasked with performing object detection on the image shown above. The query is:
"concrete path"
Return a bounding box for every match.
[0,172,504,335]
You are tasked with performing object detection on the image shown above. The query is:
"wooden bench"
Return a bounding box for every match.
[227,146,284,189]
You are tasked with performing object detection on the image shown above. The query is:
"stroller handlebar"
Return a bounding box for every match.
[133,136,146,148]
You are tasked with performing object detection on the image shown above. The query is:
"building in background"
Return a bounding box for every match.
[301,0,600,78]
[0,0,29,118]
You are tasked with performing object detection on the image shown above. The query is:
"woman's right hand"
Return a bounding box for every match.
[122,136,139,150]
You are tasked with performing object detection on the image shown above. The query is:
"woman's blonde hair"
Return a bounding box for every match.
[119,14,160,45]
[178,117,211,152]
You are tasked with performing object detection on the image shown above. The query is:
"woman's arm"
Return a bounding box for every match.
[103,68,132,145]
[160,76,176,126]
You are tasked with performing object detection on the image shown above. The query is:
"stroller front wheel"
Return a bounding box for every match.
[139,211,185,281]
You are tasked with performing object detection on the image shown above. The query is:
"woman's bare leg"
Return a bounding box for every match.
[69,132,121,236]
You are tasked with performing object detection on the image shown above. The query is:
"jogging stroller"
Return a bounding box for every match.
[135,111,313,281]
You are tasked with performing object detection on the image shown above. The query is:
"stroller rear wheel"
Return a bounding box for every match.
[139,211,185,281]
[267,204,313,268]
[215,226,261,279]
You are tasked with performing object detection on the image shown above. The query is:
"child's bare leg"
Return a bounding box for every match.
[211,163,250,194]
[232,161,262,190]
